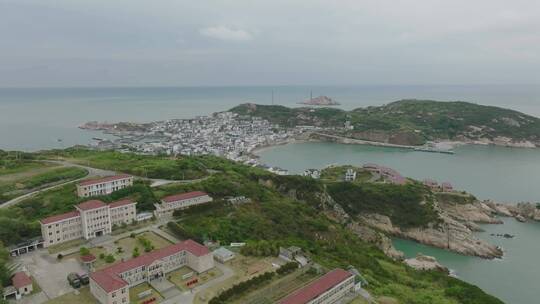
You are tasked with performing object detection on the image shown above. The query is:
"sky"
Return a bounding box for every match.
[1,0,540,87]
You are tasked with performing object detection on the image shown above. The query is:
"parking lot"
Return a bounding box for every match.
[15,249,85,300]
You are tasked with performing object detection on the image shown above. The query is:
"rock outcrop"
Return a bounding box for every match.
[348,222,404,260]
[360,213,503,259]
[405,254,448,272]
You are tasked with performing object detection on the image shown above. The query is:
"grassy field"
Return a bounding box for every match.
[38,148,209,180]
[232,268,319,304]
[168,267,223,292]
[194,255,276,304]
[129,283,164,304]
[44,287,96,304]
[0,166,87,203]
[65,231,173,270]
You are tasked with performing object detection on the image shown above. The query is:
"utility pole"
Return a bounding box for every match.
[271,89,274,105]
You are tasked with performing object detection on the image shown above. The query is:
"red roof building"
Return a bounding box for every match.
[78,174,133,187]
[76,200,108,211]
[161,191,209,203]
[40,210,80,225]
[109,199,136,209]
[89,240,214,304]
[12,272,32,290]
[279,269,355,304]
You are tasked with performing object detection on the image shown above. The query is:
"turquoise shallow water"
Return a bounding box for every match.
[258,142,540,304]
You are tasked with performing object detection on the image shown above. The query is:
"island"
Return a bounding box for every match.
[231,99,540,148]
[299,95,340,106]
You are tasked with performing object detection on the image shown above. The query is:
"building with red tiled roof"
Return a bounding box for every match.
[40,199,137,248]
[11,272,33,296]
[154,191,212,218]
[279,269,355,304]
[89,240,214,304]
[76,174,133,198]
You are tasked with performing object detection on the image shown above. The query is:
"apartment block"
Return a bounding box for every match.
[153,191,213,218]
[90,240,214,304]
[40,199,137,248]
[77,174,134,198]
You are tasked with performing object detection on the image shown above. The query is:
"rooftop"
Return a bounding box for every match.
[40,210,80,225]
[162,191,208,203]
[78,174,132,187]
[90,240,210,293]
[76,200,107,211]
[279,269,353,304]
[12,272,32,289]
[109,199,136,209]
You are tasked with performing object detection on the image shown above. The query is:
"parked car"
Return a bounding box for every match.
[78,273,89,285]
[67,273,81,288]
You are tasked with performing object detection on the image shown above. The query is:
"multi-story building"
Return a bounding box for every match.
[344,169,357,182]
[77,174,134,198]
[153,191,213,218]
[279,268,355,304]
[40,199,137,248]
[90,239,214,304]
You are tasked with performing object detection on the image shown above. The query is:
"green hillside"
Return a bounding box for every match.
[231,100,540,146]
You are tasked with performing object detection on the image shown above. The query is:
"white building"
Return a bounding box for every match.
[77,174,134,198]
[279,268,355,304]
[345,169,357,181]
[153,191,213,218]
[212,247,235,263]
[90,240,214,304]
[40,199,137,248]
[303,169,321,179]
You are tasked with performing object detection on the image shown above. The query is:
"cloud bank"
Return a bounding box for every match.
[0,0,539,87]
[199,26,252,41]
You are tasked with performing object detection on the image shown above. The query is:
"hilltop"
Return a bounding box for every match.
[231,100,540,147]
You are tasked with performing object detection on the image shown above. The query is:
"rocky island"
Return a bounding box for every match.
[299,95,340,106]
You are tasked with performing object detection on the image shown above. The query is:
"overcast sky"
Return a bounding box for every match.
[1,0,540,87]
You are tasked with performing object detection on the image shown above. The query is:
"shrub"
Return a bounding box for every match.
[105,254,115,263]
[79,247,90,256]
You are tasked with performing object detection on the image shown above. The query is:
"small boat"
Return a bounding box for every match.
[92,137,105,141]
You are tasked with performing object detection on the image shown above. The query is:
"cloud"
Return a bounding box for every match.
[199,25,253,41]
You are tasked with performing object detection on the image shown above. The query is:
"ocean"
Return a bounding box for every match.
[3,85,540,303]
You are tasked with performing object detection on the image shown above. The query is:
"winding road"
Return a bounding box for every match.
[1,159,207,209]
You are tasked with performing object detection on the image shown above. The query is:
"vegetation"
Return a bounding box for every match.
[137,236,154,252]
[0,149,503,303]
[231,100,540,145]
[0,165,87,203]
[79,247,90,256]
[37,148,208,180]
[0,243,13,296]
[209,271,276,304]
[327,182,441,228]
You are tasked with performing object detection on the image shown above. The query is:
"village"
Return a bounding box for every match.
[82,112,298,164]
